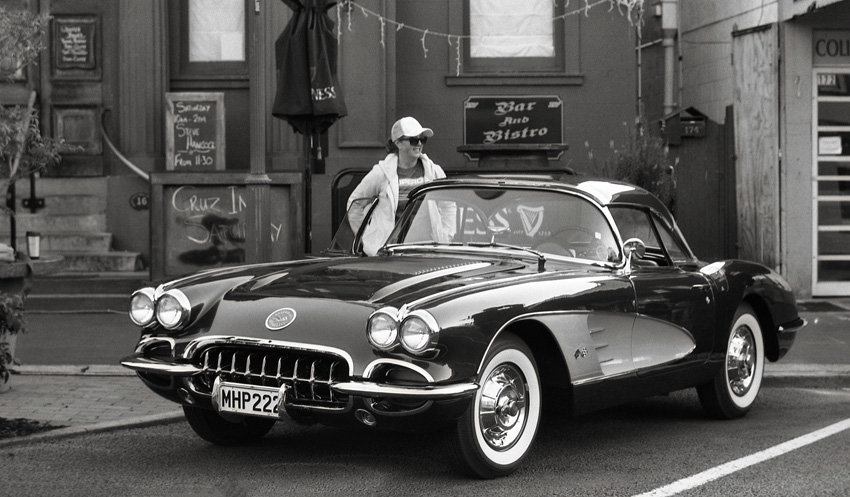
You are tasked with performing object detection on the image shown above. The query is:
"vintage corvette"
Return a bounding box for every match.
[122,173,805,478]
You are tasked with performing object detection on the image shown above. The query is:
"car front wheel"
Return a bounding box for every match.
[183,405,276,445]
[698,303,765,419]
[447,333,541,478]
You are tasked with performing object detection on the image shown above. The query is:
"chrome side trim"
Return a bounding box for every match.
[181,336,355,375]
[362,358,435,382]
[331,381,478,400]
[133,336,175,355]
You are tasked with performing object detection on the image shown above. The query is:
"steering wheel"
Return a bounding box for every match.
[536,226,610,261]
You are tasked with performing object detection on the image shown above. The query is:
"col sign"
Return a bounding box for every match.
[464,96,563,146]
[814,30,850,66]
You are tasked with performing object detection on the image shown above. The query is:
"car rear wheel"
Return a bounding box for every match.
[183,405,276,445]
[447,333,541,478]
[697,303,765,419]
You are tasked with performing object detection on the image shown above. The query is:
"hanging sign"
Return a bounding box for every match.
[165,92,226,171]
[464,96,563,146]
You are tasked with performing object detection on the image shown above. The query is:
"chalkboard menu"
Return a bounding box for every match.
[464,96,564,146]
[165,92,226,171]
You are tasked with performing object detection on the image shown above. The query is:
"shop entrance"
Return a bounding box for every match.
[813,68,850,296]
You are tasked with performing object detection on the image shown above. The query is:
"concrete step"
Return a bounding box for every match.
[3,213,107,233]
[47,250,144,272]
[14,231,113,252]
[14,176,107,197]
[10,193,107,215]
[26,271,150,313]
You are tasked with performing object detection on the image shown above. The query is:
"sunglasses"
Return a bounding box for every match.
[399,136,428,146]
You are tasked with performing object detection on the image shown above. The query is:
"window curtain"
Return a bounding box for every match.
[189,0,245,62]
[470,0,554,58]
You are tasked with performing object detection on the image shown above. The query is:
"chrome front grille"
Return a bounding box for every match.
[192,346,349,409]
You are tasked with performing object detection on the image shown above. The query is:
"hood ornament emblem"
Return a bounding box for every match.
[266,308,297,331]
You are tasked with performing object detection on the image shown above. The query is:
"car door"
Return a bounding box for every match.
[610,207,716,373]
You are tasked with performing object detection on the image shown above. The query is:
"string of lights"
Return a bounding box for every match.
[335,0,645,76]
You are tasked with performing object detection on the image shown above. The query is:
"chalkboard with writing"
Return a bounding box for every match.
[52,15,100,80]
[166,92,226,171]
[162,184,291,277]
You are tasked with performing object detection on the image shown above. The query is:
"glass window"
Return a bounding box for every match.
[609,207,660,249]
[470,0,554,58]
[652,214,692,263]
[463,0,565,73]
[189,0,245,62]
[391,188,620,263]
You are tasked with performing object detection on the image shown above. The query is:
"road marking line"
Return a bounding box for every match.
[633,418,850,497]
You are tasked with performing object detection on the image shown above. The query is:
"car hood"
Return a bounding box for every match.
[224,254,563,307]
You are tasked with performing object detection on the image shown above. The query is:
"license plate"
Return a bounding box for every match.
[214,381,281,419]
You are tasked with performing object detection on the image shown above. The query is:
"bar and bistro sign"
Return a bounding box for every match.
[464,96,563,146]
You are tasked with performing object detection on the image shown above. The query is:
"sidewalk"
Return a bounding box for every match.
[1,301,848,447]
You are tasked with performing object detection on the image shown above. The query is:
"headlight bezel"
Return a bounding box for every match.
[367,307,400,351]
[399,310,440,356]
[129,288,156,327]
[155,289,192,330]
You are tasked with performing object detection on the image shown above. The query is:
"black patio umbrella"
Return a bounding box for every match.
[272,0,347,135]
[272,0,347,253]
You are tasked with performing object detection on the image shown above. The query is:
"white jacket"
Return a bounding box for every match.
[346,153,453,255]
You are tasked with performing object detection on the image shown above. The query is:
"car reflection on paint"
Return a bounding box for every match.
[122,173,805,479]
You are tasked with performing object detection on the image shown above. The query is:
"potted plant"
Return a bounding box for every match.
[586,115,677,214]
[0,292,25,393]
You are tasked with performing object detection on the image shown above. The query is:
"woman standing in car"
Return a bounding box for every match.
[347,116,454,255]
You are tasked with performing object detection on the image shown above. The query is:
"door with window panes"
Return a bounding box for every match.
[169,0,250,171]
[814,69,850,295]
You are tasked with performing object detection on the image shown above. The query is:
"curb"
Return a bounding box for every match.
[763,364,850,389]
[0,410,185,449]
[12,365,134,376]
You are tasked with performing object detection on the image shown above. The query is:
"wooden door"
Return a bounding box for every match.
[39,0,116,176]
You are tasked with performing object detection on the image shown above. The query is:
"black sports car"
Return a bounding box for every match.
[122,173,804,478]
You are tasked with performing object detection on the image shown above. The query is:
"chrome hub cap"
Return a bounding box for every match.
[478,364,527,451]
[727,325,756,397]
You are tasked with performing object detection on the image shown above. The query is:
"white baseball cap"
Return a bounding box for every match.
[391,117,434,142]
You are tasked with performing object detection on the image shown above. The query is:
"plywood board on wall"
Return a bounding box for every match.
[733,25,780,268]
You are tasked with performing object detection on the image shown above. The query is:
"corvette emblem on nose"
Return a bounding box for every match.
[266,308,297,330]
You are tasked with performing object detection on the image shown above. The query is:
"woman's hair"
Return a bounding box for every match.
[385,138,399,154]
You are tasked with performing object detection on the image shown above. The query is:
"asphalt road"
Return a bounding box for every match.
[2,386,848,496]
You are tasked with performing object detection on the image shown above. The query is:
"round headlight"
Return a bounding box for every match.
[129,288,156,326]
[367,309,398,350]
[156,289,191,330]
[400,311,439,355]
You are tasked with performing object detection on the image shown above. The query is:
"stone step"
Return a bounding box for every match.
[29,271,149,295]
[3,213,107,233]
[25,271,150,312]
[14,231,113,252]
[26,271,149,312]
[25,294,130,312]
[46,250,144,272]
[10,193,107,216]
[14,176,107,197]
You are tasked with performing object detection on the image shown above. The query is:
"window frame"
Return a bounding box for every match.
[168,0,250,82]
[446,1,582,86]
[462,0,565,73]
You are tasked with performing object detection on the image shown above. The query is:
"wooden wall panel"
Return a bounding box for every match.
[733,25,780,268]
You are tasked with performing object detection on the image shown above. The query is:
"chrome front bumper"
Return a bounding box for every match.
[121,355,478,401]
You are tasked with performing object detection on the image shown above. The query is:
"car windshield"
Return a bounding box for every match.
[386,187,621,263]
